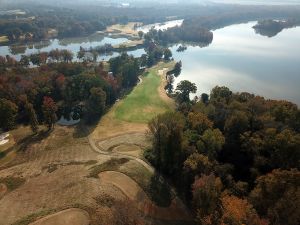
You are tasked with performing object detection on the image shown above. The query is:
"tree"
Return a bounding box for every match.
[221,195,268,225]
[20,55,30,67]
[188,112,213,135]
[250,169,300,225]
[138,30,144,39]
[61,50,73,62]
[197,129,225,160]
[164,48,172,61]
[148,112,185,175]
[30,54,41,66]
[176,80,197,103]
[0,98,18,130]
[193,174,223,225]
[210,86,232,103]
[25,103,39,134]
[201,93,209,104]
[184,153,213,175]
[86,87,106,118]
[173,61,182,77]
[224,111,249,140]
[77,50,85,61]
[42,97,58,130]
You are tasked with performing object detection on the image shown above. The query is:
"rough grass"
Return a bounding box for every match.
[43,160,98,173]
[119,160,173,207]
[114,64,173,123]
[88,158,130,178]
[11,204,92,225]
[94,193,115,208]
[0,177,26,191]
[90,158,173,207]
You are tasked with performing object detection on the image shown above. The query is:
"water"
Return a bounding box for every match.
[0,19,183,61]
[0,35,145,61]
[1,20,299,105]
[136,20,184,33]
[171,22,300,105]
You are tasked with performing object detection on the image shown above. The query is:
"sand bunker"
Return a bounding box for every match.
[29,208,90,225]
[98,171,191,221]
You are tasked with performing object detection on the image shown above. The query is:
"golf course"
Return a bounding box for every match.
[0,61,192,225]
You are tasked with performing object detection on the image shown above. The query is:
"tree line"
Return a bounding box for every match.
[146,81,300,225]
[0,52,149,132]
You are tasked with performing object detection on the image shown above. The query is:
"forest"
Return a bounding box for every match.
[0,1,299,225]
[146,81,300,225]
[1,2,300,44]
[0,52,147,131]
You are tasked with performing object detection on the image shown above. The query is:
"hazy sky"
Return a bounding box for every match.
[1,0,300,6]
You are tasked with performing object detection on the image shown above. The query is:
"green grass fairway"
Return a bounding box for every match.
[114,63,173,123]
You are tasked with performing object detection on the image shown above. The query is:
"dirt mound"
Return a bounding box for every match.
[98,171,191,221]
[0,183,7,198]
[29,208,90,225]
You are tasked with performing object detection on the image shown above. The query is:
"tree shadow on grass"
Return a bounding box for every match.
[149,172,173,207]
[0,129,51,160]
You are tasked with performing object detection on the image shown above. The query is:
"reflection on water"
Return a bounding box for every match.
[171,22,300,105]
[0,35,132,61]
[0,19,183,61]
[137,19,184,33]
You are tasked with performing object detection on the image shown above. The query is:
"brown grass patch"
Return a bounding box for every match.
[88,158,130,178]
[0,176,26,191]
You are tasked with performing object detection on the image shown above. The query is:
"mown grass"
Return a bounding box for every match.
[114,64,172,123]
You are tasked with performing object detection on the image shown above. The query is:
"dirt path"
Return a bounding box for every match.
[29,208,90,225]
[99,171,191,221]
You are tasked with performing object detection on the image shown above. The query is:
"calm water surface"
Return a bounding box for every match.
[0,20,182,61]
[1,20,299,104]
[136,19,183,33]
[171,22,300,105]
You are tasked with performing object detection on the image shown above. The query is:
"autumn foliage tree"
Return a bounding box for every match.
[42,97,58,130]
[147,111,185,175]
[0,98,18,130]
[25,102,39,134]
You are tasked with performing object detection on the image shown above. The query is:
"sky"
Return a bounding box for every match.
[1,0,300,6]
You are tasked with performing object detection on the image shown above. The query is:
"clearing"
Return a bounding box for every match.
[106,22,142,37]
[0,36,8,43]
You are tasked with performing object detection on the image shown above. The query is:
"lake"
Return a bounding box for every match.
[0,20,183,61]
[0,35,144,61]
[1,20,299,105]
[171,22,300,105]
[136,19,183,33]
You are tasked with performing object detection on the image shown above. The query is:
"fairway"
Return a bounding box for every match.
[114,63,174,123]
